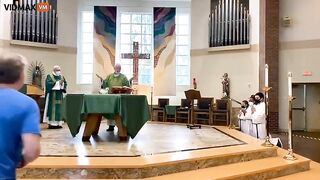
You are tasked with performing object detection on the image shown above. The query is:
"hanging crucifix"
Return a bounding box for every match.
[121,41,151,85]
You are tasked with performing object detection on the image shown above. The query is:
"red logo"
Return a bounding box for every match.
[37,2,49,12]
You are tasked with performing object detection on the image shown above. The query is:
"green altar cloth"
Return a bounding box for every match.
[64,94,150,138]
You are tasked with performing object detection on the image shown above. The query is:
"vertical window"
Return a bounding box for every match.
[176,14,190,85]
[118,13,153,85]
[78,11,94,84]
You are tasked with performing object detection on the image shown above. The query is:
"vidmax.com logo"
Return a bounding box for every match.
[3,0,51,12]
[36,2,50,12]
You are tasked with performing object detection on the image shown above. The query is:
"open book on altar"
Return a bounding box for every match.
[111,86,133,94]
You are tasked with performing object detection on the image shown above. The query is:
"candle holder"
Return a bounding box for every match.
[262,86,274,147]
[228,120,236,129]
[228,123,236,129]
[284,96,297,160]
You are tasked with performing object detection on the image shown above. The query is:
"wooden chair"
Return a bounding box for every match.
[165,105,177,122]
[212,99,230,126]
[152,98,169,121]
[194,98,214,125]
[176,99,191,123]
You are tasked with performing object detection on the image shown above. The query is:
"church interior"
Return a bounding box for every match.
[1,0,320,179]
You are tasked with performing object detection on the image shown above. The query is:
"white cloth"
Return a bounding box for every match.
[42,93,49,123]
[52,81,61,90]
[270,137,283,148]
[252,123,267,139]
[246,119,253,136]
[238,119,254,135]
[238,107,252,135]
[251,102,267,139]
[239,119,251,135]
[99,88,109,94]
[251,102,266,124]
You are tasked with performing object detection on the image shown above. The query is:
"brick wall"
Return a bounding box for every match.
[260,0,279,133]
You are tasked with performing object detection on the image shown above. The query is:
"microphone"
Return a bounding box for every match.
[230,98,242,105]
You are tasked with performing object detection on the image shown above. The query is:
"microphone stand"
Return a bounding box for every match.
[228,98,241,129]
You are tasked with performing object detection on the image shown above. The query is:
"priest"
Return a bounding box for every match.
[102,64,130,93]
[44,65,67,129]
[102,63,129,131]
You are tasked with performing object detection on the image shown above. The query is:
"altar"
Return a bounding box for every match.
[64,94,150,141]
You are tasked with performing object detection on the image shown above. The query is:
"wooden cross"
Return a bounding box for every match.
[121,42,150,85]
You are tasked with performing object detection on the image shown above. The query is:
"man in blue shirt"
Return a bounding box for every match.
[0,53,41,179]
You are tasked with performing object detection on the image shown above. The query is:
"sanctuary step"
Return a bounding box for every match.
[18,153,314,180]
[17,126,317,179]
[17,145,277,179]
[272,161,320,180]
[146,153,310,180]
[19,160,318,180]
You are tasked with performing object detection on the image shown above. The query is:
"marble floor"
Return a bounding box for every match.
[40,121,244,157]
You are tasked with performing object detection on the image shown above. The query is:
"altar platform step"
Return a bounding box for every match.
[17,144,277,179]
[272,161,320,180]
[19,155,315,180]
[17,126,317,179]
[147,151,310,180]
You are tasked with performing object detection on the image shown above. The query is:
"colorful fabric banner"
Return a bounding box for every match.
[94,6,117,89]
[154,7,176,96]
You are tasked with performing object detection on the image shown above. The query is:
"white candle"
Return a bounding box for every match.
[288,72,292,97]
[265,64,269,87]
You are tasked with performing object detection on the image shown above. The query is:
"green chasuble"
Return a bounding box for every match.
[45,74,67,122]
[102,73,129,93]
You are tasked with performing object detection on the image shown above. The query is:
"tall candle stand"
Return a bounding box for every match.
[283,96,297,160]
[262,86,274,147]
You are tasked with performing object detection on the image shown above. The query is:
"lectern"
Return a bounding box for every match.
[185,89,202,129]
[20,84,44,122]
[19,84,44,104]
[20,84,44,97]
